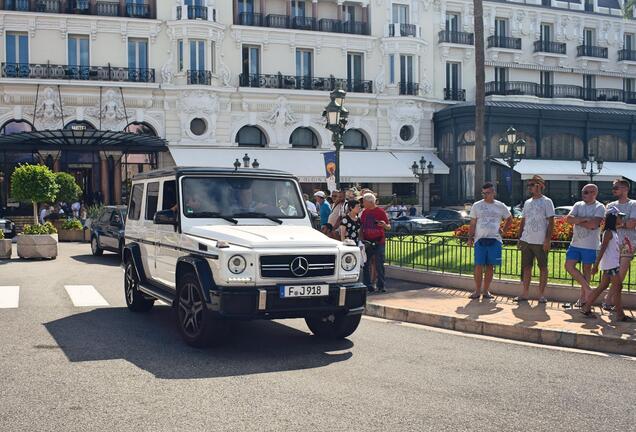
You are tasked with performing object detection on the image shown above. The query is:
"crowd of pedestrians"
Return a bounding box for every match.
[468,176,634,322]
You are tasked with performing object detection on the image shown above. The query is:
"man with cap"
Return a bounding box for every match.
[516,175,555,303]
[314,191,332,228]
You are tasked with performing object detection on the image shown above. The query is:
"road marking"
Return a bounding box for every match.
[64,285,109,307]
[0,286,19,308]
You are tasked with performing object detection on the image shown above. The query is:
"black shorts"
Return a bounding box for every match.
[603,267,620,276]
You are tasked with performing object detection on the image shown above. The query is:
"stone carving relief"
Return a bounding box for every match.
[216,33,233,87]
[386,101,423,146]
[262,96,297,127]
[87,89,128,130]
[178,90,221,141]
[160,49,175,84]
[34,87,63,130]
[375,64,386,94]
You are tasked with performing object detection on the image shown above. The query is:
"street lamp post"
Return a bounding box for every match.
[411,156,435,214]
[323,88,348,188]
[580,153,603,183]
[233,153,260,171]
[498,126,526,213]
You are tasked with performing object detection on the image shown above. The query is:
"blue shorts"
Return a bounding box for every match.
[566,246,597,265]
[474,238,503,266]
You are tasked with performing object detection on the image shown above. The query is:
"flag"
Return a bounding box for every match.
[323,151,337,192]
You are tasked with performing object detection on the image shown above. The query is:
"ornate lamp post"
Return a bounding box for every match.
[411,156,435,214]
[323,88,348,188]
[498,126,526,213]
[233,153,260,171]
[580,153,603,183]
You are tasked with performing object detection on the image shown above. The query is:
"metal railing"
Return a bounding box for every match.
[444,88,466,101]
[438,30,474,45]
[177,5,208,20]
[577,45,608,58]
[389,23,417,37]
[236,12,369,35]
[96,1,119,16]
[487,35,522,49]
[238,73,373,93]
[533,40,567,54]
[618,49,636,61]
[385,234,636,292]
[2,0,154,18]
[485,80,636,103]
[399,81,419,96]
[1,62,155,82]
[187,70,212,85]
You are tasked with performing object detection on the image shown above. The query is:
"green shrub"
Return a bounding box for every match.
[0,230,4,240]
[87,204,103,220]
[22,222,57,235]
[61,218,83,231]
[10,164,59,222]
[54,172,82,203]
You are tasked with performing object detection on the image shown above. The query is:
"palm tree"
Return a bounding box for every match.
[473,0,486,199]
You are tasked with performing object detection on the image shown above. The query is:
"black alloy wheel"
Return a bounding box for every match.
[91,235,103,256]
[124,259,154,312]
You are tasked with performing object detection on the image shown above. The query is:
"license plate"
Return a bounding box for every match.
[279,284,329,298]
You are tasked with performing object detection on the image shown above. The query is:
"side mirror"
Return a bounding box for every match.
[153,209,177,226]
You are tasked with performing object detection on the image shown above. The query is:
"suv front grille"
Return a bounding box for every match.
[260,254,336,278]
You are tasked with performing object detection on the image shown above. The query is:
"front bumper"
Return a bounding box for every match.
[207,282,367,320]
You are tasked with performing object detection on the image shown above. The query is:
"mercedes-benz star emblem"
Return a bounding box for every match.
[290,257,309,277]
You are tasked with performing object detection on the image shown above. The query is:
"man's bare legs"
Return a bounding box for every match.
[473,265,494,297]
[483,265,494,296]
[520,266,532,299]
[538,266,548,299]
[565,259,593,302]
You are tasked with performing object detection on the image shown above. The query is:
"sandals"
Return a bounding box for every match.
[579,309,596,318]
[482,293,494,300]
[468,292,480,300]
[513,296,528,303]
[602,303,616,312]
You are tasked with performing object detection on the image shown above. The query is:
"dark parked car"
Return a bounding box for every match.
[0,215,16,238]
[90,205,127,257]
[390,216,444,235]
[424,208,469,231]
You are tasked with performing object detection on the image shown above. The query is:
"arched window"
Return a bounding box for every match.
[64,120,96,131]
[457,129,475,162]
[588,135,628,161]
[343,129,368,149]
[236,126,267,147]
[125,122,157,136]
[541,134,584,159]
[490,131,537,159]
[290,127,318,148]
[0,119,34,135]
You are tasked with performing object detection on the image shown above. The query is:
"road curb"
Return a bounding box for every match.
[365,302,636,357]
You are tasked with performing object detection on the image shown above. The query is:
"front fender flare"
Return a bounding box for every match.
[176,255,215,304]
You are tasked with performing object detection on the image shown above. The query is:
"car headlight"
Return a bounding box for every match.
[228,255,247,274]
[341,253,357,272]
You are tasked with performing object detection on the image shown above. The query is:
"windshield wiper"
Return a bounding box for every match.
[232,212,283,225]
[190,212,238,224]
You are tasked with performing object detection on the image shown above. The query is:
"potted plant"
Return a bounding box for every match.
[51,172,82,232]
[84,204,103,230]
[17,222,58,259]
[58,218,84,242]
[0,230,11,260]
[10,164,59,224]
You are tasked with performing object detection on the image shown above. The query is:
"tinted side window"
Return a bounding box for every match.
[145,182,159,220]
[128,183,144,220]
[99,210,112,223]
[162,180,177,211]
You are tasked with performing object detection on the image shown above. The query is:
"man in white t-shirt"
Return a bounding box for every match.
[517,175,555,303]
[565,184,605,306]
[467,183,512,300]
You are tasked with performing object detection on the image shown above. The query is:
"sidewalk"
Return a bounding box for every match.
[366,280,636,356]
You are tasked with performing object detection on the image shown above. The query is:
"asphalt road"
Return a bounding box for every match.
[0,243,634,432]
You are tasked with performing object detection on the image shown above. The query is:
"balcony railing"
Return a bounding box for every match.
[1,62,155,82]
[577,45,608,58]
[618,49,636,61]
[399,82,419,96]
[389,23,417,37]
[1,0,155,18]
[438,30,474,45]
[485,81,636,104]
[238,73,373,93]
[533,40,567,55]
[177,5,208,20]
[236,12,369,35]
[487,35,522,50]
[444,88,466,101]
[187,70,212,85]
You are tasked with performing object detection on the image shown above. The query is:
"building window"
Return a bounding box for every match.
[540,23,552,42]
[625,33,634,51]
[210,41,216,73]
[494,18,508,37]
[445,13,459,32]
[190,39,206,71]
[400,54,414,84]
[238,0,254,14]
[588,135,628,161]
[178,40,184,71]
[399,125,414,141]
[5,32,28,67]
[445,62,461,92]
[583,28,595,46]
[343,129,368,149]
[125,122,157,135]
[242,45,260,78]
[128,38,149,81]
[0,119,33,135]
[624,78,635,93]
[290,127,318,148]
[392,4,409,24]
[68,34,89,78]
[541,134,584,159]
[236,125,267,147]
[296,49,313,81]
[347,52,364,88]
[389,54,395,84]
[190,118,207,136]
[291,0,305,17]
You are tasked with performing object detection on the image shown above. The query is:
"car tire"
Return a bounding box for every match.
[124,258,154,312]
[91,235,103,256]
[305,313,361,339]
[176,271,229,348]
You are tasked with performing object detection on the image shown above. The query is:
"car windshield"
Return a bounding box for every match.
[181,176,305,219]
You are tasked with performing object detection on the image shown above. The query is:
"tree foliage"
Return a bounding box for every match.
[54,172,82,203]
[10,164,59,205]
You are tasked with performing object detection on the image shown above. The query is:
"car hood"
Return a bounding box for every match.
[410,218,441,224]
[185,225,340,248]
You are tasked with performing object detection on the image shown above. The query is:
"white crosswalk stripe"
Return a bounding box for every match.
[0,286,19,308]
[64,285,109,307]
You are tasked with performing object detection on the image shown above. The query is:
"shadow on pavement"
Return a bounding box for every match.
[70,253,121,266]
[455,299,503,319]
[44,307,354,379]
[512,303,550,327]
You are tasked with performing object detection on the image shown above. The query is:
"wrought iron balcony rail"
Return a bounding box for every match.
[1,62,155,82]
[399,82,419,96]
[2,0,154,18]
[485,81,636,103]
[618,49,636,61]
[533,40,567,54]
[176,5,208,20]
[238,73,373,93]
[236,12,369,35]
[444,88,466,101]
[438,30,474,45]
[577,45,608,58]
[487,35,522,50]
[389,23,417,37]
[187,70,212,85]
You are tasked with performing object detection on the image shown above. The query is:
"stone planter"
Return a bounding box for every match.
[58,229,84,242]
[0,239,11,259]
[17,234,58,259]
